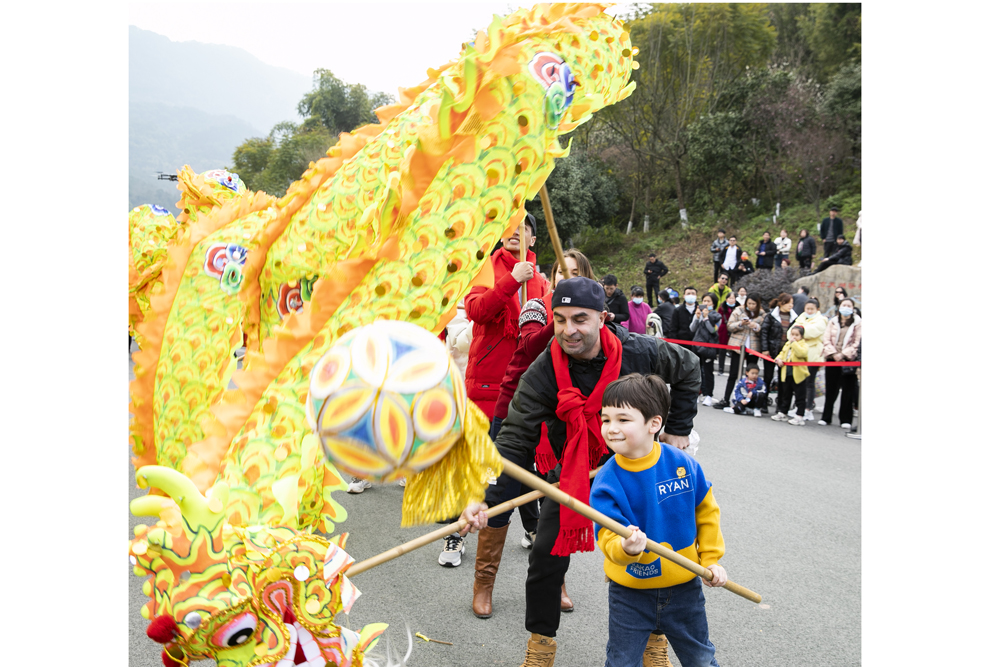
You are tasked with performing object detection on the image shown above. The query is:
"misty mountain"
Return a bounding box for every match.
[129,26,312,213]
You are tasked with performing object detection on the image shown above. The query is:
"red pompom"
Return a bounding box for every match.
[147,615,180,643]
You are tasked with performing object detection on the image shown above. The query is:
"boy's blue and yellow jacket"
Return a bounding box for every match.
[590,441,724,589]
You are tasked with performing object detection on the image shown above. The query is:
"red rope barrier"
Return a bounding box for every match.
[660,337,860,367]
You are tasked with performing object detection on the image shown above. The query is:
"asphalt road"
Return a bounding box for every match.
[128,348,861,666]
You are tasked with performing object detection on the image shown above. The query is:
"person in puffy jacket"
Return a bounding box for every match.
[715,294,765,409]
[771,325,811,425]
[759,292,798,410]
[716,291,738,375]
[626,286,653,335]
[818,298,861,428]
[690,293,722,407]
[790,298,828,420]
[796,229,817,270]
[754,231,778,270]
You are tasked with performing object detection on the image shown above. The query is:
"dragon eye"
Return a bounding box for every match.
[212,612,257,648]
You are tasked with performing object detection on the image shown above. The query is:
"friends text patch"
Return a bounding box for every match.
[626,559,662,579]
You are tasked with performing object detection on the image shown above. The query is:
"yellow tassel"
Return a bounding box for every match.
[399,402,503,526]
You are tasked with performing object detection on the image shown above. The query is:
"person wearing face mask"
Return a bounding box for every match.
[818,298,861,428]
[716,292,738,376]
[653,289,676,336]
[790,298,828,421]
[690,293,722,407]
[759,293,798,413]
[824,286,848,319]
[734,251,755,280]
[626,286,653,335]
[669,286,700,343]
[735,286,748,307]
[715,293,765,410]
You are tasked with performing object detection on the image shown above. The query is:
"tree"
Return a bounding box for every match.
[597,3,777,222]
[231,69,395,195]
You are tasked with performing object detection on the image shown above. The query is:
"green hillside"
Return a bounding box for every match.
[571,192,861,297]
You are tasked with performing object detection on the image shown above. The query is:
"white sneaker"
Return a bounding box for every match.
[703,396,713,407]
[722,407,735,414]
[438,533,465,567]
[788,416,806,426]
[698,395,706,404]
[753,409,762,418]
[841,422,852,430]
[771,412,789,422]
[521,531,536,549]
[817,420,828,426]
[347,478,372,494]
[803,410,814,421]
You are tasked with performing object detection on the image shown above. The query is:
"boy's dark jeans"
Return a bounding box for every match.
[732,392,766,414]
[605,578,720,667]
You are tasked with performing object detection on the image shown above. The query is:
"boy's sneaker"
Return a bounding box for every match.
[722,407,735,414]
[803,410,814,421]
[771,412,789,422]
[788,416,806,426]
[817,419,828,426]
[703,396,714,407]
[521,531,536,549]
[712,402,726,410]
[346,478,372,494]
[753,408,762,418]
[438,533,465,567]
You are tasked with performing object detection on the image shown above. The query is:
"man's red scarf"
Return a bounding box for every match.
[549,324,623,556]
[492,247,543,339]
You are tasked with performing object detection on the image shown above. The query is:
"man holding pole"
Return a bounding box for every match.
[460,276,701,667]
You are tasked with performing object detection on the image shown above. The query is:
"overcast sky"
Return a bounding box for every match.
[128,1,629,98]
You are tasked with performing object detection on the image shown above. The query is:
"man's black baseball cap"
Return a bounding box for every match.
[553,277,606,312]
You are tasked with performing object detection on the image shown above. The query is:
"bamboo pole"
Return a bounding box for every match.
[345,468,600,578]
[519,217,527,304]
[539,184,570,279]
[500,458,763,604]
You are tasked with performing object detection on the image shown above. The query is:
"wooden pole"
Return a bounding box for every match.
[344,468,600,578]
[519,217,527,304]
[500,458,763,604]
[539,184,570,279]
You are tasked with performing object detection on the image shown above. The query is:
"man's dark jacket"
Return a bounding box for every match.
[820,243,853,267]
[604,288,630,325]
[819,217,844,242]
[486,322,701,504]
[669,303,697,341]
[644,259,669,283]
[755,239,778,269]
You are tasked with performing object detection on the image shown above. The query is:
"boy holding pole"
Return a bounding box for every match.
[593,373,726,667]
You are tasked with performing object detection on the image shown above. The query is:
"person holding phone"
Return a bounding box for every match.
[690,293,722,407]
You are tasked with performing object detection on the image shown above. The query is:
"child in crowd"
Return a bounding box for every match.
[725,365,766,417]
[592,373,726,667]
[690,293,722,407]
[626,286,653,335]
[772,325,810,425]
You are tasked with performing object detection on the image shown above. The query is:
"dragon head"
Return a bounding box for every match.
[129,466,384,666]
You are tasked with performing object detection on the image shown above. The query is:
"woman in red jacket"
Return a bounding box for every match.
[469,249,594,620]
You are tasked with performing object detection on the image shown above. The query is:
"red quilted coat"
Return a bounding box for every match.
[464,248,546,419]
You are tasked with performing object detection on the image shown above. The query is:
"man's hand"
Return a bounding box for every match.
[458,502,489,536]
[704,564,728,587]
[659,432,690,450]
[621,525,647,556]
[511,261,534,284]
